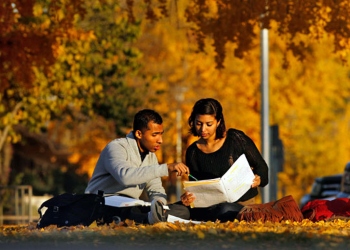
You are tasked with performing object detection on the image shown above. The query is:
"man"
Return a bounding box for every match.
[85,109,190,224]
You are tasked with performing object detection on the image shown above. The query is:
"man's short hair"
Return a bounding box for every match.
[133,109,163,132]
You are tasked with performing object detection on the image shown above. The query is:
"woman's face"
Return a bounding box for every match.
[194,114,220,140]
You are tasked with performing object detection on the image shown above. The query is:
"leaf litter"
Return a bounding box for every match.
[1,219,350,249]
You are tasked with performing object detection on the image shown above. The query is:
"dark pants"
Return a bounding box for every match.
[99,202,190,225]
[184,202,243,222]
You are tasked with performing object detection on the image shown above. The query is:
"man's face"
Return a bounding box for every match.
[135,121,164,153]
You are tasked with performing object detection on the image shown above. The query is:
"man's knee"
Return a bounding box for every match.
[167,203,190,220]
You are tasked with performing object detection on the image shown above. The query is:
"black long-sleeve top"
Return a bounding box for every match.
[185,128,269,202]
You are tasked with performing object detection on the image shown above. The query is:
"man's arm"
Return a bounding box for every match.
[104,140,169,186]
[104,140,190,185]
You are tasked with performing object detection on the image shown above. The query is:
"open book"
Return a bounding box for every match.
[183,154,255,208]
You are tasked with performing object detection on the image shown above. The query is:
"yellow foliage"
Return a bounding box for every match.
[33,3,43,16]
[56,9,65,21]
[1,0,350,201]
[68,153,81,164]
[131,2,350,204]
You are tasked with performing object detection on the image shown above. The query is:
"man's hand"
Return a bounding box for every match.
[167,162,189,176]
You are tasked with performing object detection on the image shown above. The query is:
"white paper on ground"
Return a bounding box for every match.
[167,214,202,224]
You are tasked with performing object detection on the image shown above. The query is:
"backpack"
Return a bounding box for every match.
[37,191,105,228]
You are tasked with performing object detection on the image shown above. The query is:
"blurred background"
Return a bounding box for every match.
[1,0,350,224]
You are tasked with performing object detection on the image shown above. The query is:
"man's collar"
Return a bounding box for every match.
[139,148,149,161]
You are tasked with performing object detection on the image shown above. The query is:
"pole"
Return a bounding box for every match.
[261,28,271,203]
[175,107,182,200]
[175,87,187,201]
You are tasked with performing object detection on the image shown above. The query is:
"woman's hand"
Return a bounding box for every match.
[251,174,261,188]
[180,191,196,206]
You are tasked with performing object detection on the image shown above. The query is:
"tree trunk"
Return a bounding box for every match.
[0,141,12,186]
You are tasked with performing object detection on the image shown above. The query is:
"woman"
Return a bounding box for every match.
[181,98,269,222]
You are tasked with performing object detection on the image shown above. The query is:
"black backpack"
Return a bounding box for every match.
[37,191,105,228]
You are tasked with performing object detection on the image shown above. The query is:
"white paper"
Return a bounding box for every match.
[183,154,255,208]
[105,195,151,207]
[167,214,202,224]
[182,180,227,207]
[221,154,255,202]
[104,195,169,209]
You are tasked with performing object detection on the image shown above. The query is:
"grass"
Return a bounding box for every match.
[1,219,350,249]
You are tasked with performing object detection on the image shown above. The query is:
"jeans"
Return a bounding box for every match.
[187,202,244,222]
[99,202,190,224]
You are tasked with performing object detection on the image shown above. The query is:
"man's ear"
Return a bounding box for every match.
[135,130,142,139]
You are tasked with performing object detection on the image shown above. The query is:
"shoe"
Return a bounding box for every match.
[148,199,167,224]
[112,216,121,224]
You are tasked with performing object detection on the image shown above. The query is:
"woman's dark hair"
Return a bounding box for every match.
[188,98,226,139]
[133,109,163,132]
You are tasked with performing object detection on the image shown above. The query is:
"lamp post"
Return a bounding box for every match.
[261,28,271,203]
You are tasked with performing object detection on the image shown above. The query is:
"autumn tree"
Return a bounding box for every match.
[1,0,150,193]
[267,29,350,199]
[53,0,150,178]
[127,0,350,68]
[129,0,350,203]
[2,0,350,202]
[0,0,89,186]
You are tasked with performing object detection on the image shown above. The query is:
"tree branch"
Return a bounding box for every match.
[0,102,23,152]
